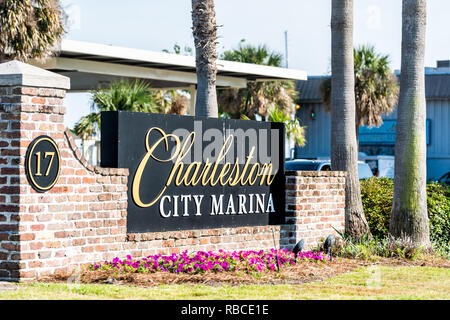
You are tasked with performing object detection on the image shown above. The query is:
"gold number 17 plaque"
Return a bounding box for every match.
[25,135,61,192]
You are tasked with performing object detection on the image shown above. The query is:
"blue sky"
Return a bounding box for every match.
[60,0,450,128]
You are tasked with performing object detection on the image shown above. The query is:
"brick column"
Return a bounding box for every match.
[0,61,70,280]
[0,61,131,281]
[281,171,346,249]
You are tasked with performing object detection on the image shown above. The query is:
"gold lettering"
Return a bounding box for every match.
[209,135,234,186]
[245,163,261,185]
[200,160,213,186]
[259,163,274,185]
[226,159,241,186]
[166,132,196,186]
[238,147,255,186]
[44,152,55,176]
[180,161,203,186]
[132,128,277,209]
[132,127,181,208]
[218,162,231,186]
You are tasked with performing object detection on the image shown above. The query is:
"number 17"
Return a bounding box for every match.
[35,152,55,176]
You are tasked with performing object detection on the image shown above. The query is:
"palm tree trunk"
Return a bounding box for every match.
[191,0,218,118]
[390,0,430,247]
[355,114,360,152]
[330,0,370,238]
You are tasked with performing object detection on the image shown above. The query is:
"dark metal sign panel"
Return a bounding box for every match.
[101,111,285,233]
[25,135,61,192]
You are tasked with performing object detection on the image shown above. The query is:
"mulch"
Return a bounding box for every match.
[42,256,450,287]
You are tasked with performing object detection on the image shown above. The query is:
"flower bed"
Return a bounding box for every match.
[90,249,327,274]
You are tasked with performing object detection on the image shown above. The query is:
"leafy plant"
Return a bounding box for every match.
[359,177,450,257]
[333,235,426,261]
[360,177,394,239]
[426,182,450,247]
[268,106,306,146]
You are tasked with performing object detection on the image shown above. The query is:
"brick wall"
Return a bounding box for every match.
[0,62,346,281]
[282,171,346,248]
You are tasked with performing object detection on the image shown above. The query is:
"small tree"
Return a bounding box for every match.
[0,0,66,62]
[320,45,399,146]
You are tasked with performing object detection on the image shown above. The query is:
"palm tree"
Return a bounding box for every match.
[390,0,430,247]
[330,0,370,238]
[218,42,297,120]
[74,80,189,139]
[0,0,65,62]
[74,80,159,139]
[191,0,218,117]
[320,45,399,147]
[221,41,283,65]
[218,42,305,147]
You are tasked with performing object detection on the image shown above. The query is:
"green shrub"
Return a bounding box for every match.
[426,182,450,246]
[360,177,450,256]
[360,177,394,239]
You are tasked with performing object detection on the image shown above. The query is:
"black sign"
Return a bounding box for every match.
[101,111,285,233]
[25,135,61,192]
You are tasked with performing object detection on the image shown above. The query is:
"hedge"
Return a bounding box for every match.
[360,177,450,249]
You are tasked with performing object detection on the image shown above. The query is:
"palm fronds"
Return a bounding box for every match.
[218,42,297,120]
[319,45,399,129]
[268,106,306,147]
[73,112,101,140]
[90,80,158,113]
[74,79,192,138]
[0,0,66,62]
[74,80,161,139]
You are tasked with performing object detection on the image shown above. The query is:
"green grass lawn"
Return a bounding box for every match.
[0,266,449,300]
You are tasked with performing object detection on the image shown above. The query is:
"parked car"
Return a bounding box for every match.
[285,159,331,171]
[285,159,374,180]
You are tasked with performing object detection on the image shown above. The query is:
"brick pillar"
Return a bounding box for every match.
[281,171,346,250]
[0,61,69,280]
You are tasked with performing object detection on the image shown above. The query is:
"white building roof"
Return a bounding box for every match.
[31,40,307,91]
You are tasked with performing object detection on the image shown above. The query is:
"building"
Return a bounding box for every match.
[31,39,308,165]
[32,39,307,116]
[294,61,450,181]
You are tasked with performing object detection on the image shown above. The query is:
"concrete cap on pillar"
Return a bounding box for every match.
[0,60,70,89]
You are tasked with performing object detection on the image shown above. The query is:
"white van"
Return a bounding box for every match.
[358,155,395,178]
